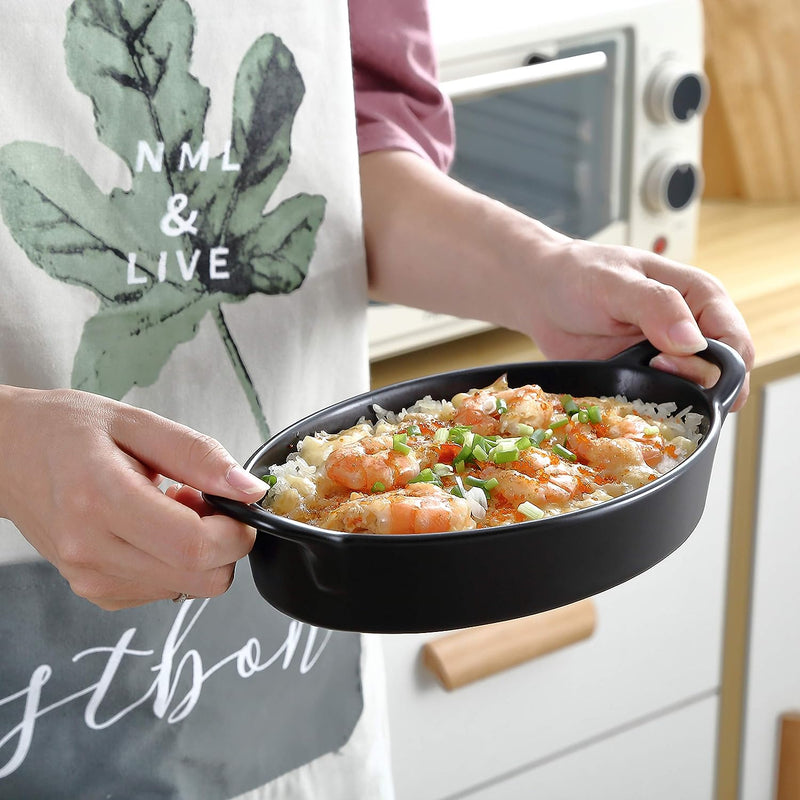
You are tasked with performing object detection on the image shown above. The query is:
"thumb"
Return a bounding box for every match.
[110,407,267,501]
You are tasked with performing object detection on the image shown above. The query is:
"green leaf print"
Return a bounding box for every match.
[0,0,327,439]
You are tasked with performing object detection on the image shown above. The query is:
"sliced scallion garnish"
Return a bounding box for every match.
[472,444,490,462]
[561,395,580,416]
[433,427,449,444]
[393,433,412,455]
[493,446,520,464]
[549,417,569,430]
[518,501,545,520]
[371,481,386,492]
[495,397,508,415]
[643,425,660,436]
[408,468,442,486]
[587,405,602,424]
[261,474,278,486]
[531,428,548,446]
[552,443,577,462]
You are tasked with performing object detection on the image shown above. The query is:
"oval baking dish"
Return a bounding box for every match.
[205,338,745,633]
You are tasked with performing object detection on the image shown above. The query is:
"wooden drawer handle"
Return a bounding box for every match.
[777,712,800,800]
[422,599,597,691]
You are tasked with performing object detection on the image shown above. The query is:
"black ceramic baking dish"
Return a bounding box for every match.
[205,338,745,634]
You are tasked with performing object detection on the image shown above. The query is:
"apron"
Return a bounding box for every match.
[0,1,390,797]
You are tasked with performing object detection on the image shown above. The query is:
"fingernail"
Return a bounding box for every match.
[667,320,706,353]
[226,465,266,495]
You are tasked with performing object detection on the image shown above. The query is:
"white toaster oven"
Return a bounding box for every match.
[368,0,709,360]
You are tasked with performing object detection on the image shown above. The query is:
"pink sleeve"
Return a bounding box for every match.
[348,0,455,173]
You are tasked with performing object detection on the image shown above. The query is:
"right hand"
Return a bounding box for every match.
[0,386,266,610]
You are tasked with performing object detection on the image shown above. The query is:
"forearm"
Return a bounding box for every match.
[360,149,568,336]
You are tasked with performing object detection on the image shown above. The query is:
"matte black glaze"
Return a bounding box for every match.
[206,339,745,633]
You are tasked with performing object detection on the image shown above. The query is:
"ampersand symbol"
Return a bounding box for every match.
[160,193,199,237]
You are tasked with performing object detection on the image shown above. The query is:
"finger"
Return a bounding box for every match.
[649,353,721,388]
[57,526,240,603]
[649,353,751,412]
[96,459,257,571]
[604,269,707,356]
[165,483,220,517]
[108,405,267,502]
[642,257,756,371]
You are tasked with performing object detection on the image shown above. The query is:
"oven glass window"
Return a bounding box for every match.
[449,38,627,240]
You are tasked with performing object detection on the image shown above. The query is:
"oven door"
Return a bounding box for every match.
[445,37,628,242]
[368,38,628,361]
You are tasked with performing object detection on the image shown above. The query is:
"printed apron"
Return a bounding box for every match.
[0,1,389,798]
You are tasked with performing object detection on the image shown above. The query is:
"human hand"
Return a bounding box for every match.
[360,150,754,410]
[518,237,755,411]
[0,386,265,610]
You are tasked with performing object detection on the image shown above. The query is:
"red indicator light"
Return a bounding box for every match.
[653,236,668,255]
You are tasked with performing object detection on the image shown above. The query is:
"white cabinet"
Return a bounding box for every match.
[740,373,800,800]
[382,421,737,800]
[462,695,718,800]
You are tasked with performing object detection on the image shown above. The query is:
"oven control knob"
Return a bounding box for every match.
[646,61,709,123]
[643,155,703,212]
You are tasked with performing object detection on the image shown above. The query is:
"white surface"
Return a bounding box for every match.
[461,694,718,800]
[741,373,800,800]
[383,421,736,800]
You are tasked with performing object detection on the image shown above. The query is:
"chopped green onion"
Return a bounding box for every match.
[531,428,548,446]
[494,446,520,464]
[643,425,660,436]
[495,397,508,415]
[549,417,569,430]
[455,461,466,474]
[393,433,412,455]
[472,444,490,462]
[448,425,472,444]
[406,424,421,435]
[587,405,602,424]
[432,462,454,477]
[517,436,533,451]
[371,481,385,492]
[518,501,545,520]
[578,409,590,424]
[433,427,449,444]
[451,475,466,498]
[465,475,500,498]
[261,474,277,486]
[552,443,577,462]
[561,394,580,416]
[408,468,442,486]
[514,423,534,436]
[465,476,499,490]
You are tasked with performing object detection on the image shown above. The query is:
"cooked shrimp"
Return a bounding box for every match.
[479,448,588,508]
[496,384,555,434]
[566,414,665,477]
[452,379,555,436]
[322,434,420,492]
[451,390,502,435]
[322,483,476,535]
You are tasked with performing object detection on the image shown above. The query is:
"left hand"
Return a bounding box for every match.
[520,237,755,411]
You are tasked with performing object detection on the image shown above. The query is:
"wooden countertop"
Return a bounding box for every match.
[370,200,800,389]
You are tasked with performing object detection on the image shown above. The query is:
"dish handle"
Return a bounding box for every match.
[607,337,747,416]
[202,492,324,547]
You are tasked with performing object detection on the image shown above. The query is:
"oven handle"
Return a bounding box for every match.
[440,51,608,102]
